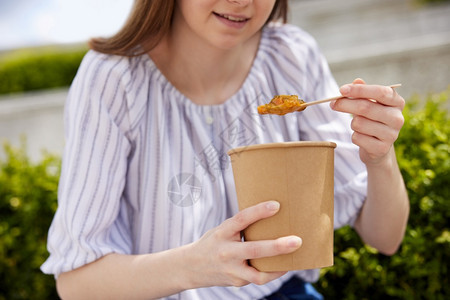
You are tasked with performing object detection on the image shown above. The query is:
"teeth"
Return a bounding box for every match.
[222,14,246,22]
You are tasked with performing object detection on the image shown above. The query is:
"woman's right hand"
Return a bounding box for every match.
[182,201,302,288]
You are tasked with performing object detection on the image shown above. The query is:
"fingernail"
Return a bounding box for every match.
[266,201,280,211]
[340,84,350,95]
[288,236,302,247]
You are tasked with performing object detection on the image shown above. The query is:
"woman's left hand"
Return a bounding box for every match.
[330,78,405,166]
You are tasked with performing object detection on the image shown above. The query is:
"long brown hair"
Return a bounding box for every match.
[89,0,288,57]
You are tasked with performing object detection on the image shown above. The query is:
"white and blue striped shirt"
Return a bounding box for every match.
[41,23,367,299]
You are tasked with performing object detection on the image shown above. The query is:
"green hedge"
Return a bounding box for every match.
[0,142,60,299]
[0,91,449,299]
[0,47,87,95]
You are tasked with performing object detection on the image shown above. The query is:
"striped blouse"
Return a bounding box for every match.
[41,23,367,299]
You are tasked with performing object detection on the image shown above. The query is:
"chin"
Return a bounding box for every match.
[210,32,258,51]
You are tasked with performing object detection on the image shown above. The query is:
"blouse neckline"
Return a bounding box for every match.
[141,28,268,112]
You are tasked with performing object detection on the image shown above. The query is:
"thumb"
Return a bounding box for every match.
[352,78,366,85]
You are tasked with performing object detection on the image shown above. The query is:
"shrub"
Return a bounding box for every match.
[0,46,87,95]
[315,89,450,299]
[0,141,60,299]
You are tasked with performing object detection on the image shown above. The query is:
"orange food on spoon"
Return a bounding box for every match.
[257,95,306,115]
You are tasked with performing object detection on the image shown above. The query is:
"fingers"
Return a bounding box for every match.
[195,202,302,287]
[330,79,406,163]
[339,82,405,109]
[235,236,301,285]
[237,267,288,286]
[224,201,280,236]
[351,115,401,143]
[332,80,405,134]
[351,128,392,157]
[239,236,302,260]
[228,236,301,286]
[333,97,404,131]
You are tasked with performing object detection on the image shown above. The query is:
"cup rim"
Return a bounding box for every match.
[227,141,337,156]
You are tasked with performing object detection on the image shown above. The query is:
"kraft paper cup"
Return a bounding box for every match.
[227,141,336,272]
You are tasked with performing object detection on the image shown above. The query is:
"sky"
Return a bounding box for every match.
[0,0,133,51]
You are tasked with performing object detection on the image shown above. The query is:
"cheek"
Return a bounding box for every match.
[261,1,278,19]
[251,1,277,29]
[176,0,210,23]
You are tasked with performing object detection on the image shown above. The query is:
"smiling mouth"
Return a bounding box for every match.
[214,12,249,22]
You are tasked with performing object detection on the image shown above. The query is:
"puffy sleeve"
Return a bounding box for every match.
[278,25,368,229]
[41,51,134,277]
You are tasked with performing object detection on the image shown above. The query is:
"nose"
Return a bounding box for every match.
[227,0,252,6]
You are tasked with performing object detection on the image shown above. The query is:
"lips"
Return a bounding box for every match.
[214,12,249,22]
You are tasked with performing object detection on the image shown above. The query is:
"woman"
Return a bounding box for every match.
[41,0,409,299]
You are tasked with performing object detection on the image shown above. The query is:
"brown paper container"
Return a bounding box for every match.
[227,141,336,272]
